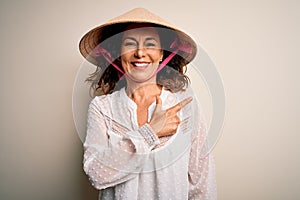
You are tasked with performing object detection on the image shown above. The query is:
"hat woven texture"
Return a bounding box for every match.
[79,7,197,66]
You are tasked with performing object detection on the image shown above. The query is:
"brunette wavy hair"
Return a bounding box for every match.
[86,23,190,96]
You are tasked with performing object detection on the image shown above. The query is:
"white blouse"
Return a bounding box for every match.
[83,87,217,200]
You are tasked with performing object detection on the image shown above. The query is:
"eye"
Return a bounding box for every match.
[145,43,156,47]
[124,41,136,47]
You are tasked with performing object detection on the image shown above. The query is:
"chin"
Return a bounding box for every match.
[125,72,157,83]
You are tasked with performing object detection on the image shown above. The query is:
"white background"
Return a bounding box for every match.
[0,0,299,199]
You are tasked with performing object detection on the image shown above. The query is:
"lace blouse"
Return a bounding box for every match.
[83,87,217,200]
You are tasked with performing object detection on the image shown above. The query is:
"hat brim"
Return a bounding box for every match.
[79,8,197,66]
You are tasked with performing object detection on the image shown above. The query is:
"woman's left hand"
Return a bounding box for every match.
[149,96,192,138]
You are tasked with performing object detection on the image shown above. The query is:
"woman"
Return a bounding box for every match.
[79,8,217,200]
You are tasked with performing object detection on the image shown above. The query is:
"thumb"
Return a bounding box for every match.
[156,95,162,105]
[154,96,162,111]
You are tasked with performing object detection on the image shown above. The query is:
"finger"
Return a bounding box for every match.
[175,115,181,124]
[168,97,193,113]
[167,116,181,125]
[154,96,162,112]
[156,96,162,105]
[180,96,193,108]
[169,123,179,133]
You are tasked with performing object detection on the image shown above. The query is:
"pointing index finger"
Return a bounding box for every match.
[169,96,193,112]
[180,96,193,108]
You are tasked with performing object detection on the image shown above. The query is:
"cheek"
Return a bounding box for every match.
[120,53,131,63]
[121,46,135,58]
[120,55,132,72]
[153,52,163,62]
[120,58,128,70]
[147,49,162,60]
[120,48,135,61]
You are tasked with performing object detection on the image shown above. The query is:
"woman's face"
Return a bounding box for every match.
[121,26,163,82]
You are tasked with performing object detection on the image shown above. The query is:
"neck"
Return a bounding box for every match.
[125,82,162,103]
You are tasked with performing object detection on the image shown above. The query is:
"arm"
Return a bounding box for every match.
[188,100,217,200]
[83,98,159,190]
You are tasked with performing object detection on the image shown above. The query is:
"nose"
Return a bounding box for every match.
[134,44,145,58]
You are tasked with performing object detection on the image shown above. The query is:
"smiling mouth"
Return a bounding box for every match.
[131,62,150,69]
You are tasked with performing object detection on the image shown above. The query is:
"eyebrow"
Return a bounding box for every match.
[145,37,159,42]
[122,37,159,42]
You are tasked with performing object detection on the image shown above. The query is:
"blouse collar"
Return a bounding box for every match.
[120,87,168,109]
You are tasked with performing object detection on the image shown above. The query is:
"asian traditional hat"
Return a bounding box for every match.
[79,7,197,69]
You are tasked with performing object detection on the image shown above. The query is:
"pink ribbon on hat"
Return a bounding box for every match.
[92,38,192,79]
[92,46,125,78]
[156,38,192,73]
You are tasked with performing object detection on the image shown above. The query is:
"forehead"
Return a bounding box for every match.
[122,26,160,39]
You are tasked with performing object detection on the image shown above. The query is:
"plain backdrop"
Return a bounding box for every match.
[0,0,299,200]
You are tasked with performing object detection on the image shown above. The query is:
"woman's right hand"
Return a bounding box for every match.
[149,96,193,138]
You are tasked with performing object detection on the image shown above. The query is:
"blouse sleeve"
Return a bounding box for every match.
[188,100,217,200]
[83,97,159,190]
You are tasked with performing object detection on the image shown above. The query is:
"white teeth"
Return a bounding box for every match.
[134,63,148,67]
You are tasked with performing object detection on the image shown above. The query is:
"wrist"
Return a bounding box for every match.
[139,124,160,148]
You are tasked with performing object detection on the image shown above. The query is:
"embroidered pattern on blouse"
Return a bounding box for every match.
[108,117,130,137]
[83,89,217,200]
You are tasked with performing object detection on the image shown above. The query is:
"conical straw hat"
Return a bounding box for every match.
[79,7,197,66]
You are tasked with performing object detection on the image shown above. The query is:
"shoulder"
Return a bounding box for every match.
[89,89,123,112]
